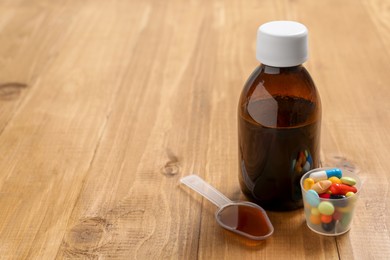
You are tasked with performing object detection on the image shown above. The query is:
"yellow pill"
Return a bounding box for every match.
[304,178,315,190]
[311,207,320,216]
[346,192,357,204]
[336,206,353,213]
[328,176,342,184]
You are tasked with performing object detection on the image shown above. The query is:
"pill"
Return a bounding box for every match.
[340,177,357,186]
[310,214,321,225]
[329,183,357,195]
[318,201,335,215]
[325,168,342,178]
[330,194,346,199]
[340,212,353,227]
[335,205,353,213]
[321,214,333,223]
[322,220,335,232]
[309,168,342,182]
[330,194,348,207]
[328,176,342,184]
[319,193,330,199]
[311,207,320,216]
[311,180,332,194]
[346,191,358,204]
[333,210,343,221]
[309,171,327,182]
[306,190,320,207]
[303,178,315,190]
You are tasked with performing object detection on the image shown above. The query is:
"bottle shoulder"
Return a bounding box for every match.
[241,65,320,104]
[239,64,321,128]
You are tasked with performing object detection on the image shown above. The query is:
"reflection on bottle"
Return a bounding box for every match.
[292,149,312,174]
[292,149,313,200]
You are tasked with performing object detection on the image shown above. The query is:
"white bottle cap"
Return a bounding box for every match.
[256,21,308,67]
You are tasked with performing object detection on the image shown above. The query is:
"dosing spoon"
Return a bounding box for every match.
[180,175,274,240]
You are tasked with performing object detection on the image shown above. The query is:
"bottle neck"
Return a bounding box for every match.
[261,64,302,74]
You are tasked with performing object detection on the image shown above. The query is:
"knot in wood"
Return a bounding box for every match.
[161,162,180,176]
[64,217,110,252]
[0,82,28,100]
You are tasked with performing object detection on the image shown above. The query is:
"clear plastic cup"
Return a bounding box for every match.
[300,168,361,236]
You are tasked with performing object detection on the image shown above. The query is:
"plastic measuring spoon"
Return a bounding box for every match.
[180,175,274,240]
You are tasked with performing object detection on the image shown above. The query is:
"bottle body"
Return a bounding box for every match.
[238,64,321,211]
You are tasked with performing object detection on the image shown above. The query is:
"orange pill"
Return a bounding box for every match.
[310,214,321,225]
[321,214,333,223]
[311,180,332,194]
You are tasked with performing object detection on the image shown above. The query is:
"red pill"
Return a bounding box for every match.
[319,193,331,199]
[333,211,343,221]
[321,214,333,223]
[329,183,357,195]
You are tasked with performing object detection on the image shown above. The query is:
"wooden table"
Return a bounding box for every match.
[0,0,389,259]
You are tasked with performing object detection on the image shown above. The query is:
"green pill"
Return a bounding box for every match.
[340,177,357,186]
[318,201,335,215]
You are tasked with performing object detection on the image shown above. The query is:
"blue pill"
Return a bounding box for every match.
[325,168,342,178]
[306,190,320,207]
[309,168,342,182]
[322,220,336,232]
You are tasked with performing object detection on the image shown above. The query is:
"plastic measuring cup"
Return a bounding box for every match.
[300,168,362,236]
[180,175,274,240]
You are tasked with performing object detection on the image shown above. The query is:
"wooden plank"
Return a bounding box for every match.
[0,0,389,259]
[58,0,210,258]
[0,0,145,258]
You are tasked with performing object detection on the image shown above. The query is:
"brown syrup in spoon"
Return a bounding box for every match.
[181,175,273,240]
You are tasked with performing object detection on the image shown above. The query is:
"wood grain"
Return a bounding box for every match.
[0,0,389,259]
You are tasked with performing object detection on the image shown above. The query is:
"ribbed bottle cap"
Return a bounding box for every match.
[256,21,308,67]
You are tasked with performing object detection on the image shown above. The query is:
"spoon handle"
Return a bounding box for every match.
[180,175,232,208]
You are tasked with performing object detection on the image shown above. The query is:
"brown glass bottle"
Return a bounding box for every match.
[238,21,321,211]
[238,64,321,211]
